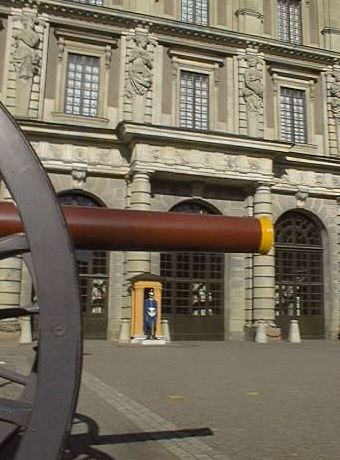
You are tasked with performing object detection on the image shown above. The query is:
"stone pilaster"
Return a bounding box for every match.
[327,67,340,156]
[334,196,340,338]
[244,193,254,324]
[252,183,275,322]
[235,1,263,36]
[124,171,152,320]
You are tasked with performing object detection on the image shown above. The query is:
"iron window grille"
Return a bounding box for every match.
[277,0,302,44]
[181,0,208,25]
[58,193,108,315]
[64,54,100,117]
[180,71,209,130]
[160,202,224,317]
[280,87,307,143]
[275,211,323,319]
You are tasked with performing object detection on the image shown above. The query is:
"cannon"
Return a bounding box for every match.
[0,101,273,459]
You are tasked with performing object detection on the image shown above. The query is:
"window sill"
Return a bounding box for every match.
[51,112,110,127]
[287,143,318,155]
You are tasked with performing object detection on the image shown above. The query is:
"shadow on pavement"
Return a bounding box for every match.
[64,413,214,459]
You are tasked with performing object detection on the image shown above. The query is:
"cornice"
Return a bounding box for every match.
[116,121,293,157]
[277,153,340,172]
[18,118,119,146]
[5,0,340,66]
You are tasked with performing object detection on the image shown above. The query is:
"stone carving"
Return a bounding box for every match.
[295,187,309,207]
[13,14,40,116]
[242,55,263,137]
[175,150,189,166]
[243,56,263,112]
[330,73,340,120]
[126,34,155,97]
[71,169,87,188]
[96,150,111,166]
[73,147,88,163]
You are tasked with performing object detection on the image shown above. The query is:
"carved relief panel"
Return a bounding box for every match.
[9,10,46,117]
[123,27,157,124]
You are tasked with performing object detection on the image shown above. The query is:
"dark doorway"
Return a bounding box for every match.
[275,210,324,339]
[59,192,109,339]
[160,201,224,340]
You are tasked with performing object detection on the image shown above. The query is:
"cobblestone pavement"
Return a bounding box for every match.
[1,339,340,459]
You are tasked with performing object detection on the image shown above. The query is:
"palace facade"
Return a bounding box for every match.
[1,0,340,341]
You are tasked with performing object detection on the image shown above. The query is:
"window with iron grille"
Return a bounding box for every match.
[181,0,208,25]
[277,0,302,44]
[64,54,100,117]
[275,211,323,322]
[68,0,103,5]
[180,71,209,130]
[160,201,224,318]
[58,193,108,316]
[280,87,306,143]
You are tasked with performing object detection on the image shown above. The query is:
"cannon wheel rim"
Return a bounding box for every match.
[0,102,82,459]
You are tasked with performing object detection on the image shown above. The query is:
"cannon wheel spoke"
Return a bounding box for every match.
[0,102,82,459]
[0,234,29,260]
[0,305,39,320]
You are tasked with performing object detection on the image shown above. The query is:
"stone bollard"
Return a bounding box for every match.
[161,319,171,342]
[288,319,301,343]
[255,319,267,344]
[19,317,32,344]
[118,319,131,343]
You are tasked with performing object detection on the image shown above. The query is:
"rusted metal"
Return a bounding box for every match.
[0,202,272,254]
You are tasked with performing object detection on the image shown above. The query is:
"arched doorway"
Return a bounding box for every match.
[59,192,109,339]
[160,201,224,340]
[275,210,324,338]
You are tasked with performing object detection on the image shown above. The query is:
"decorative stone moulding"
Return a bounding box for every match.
[7,0,338,67]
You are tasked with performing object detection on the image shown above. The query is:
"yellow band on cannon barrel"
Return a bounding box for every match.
[258,216,274,254]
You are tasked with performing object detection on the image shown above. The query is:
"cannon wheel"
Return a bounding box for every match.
[0,102,82,459]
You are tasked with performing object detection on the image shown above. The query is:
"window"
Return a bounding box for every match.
[160,201,224,340]
[68,0,103,4]
[180,71,209,130]
[64,53,100,117]
[280,87,306,143]
[58,193,109,339]
[181,0,208,26]
[275,211,324,338]
[277,0,302,44]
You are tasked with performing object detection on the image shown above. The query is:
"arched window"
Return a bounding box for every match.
[59,192,108,339]
[160,200,224,340]
[275,210,324,338]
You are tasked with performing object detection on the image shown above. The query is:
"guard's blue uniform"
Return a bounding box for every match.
[144,297,157,338]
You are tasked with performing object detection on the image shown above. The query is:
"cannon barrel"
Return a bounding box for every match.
[0,201,273,254]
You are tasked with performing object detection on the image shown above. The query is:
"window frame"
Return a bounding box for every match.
[169,49,222,131]
[64,53,101,118]
[270,68,317,147]
[52,29,116,124]
[279,86,307,143]
[179,70,209,130]
[277,0,303,45]
[267,0,313,46]
[181,0,209,26]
